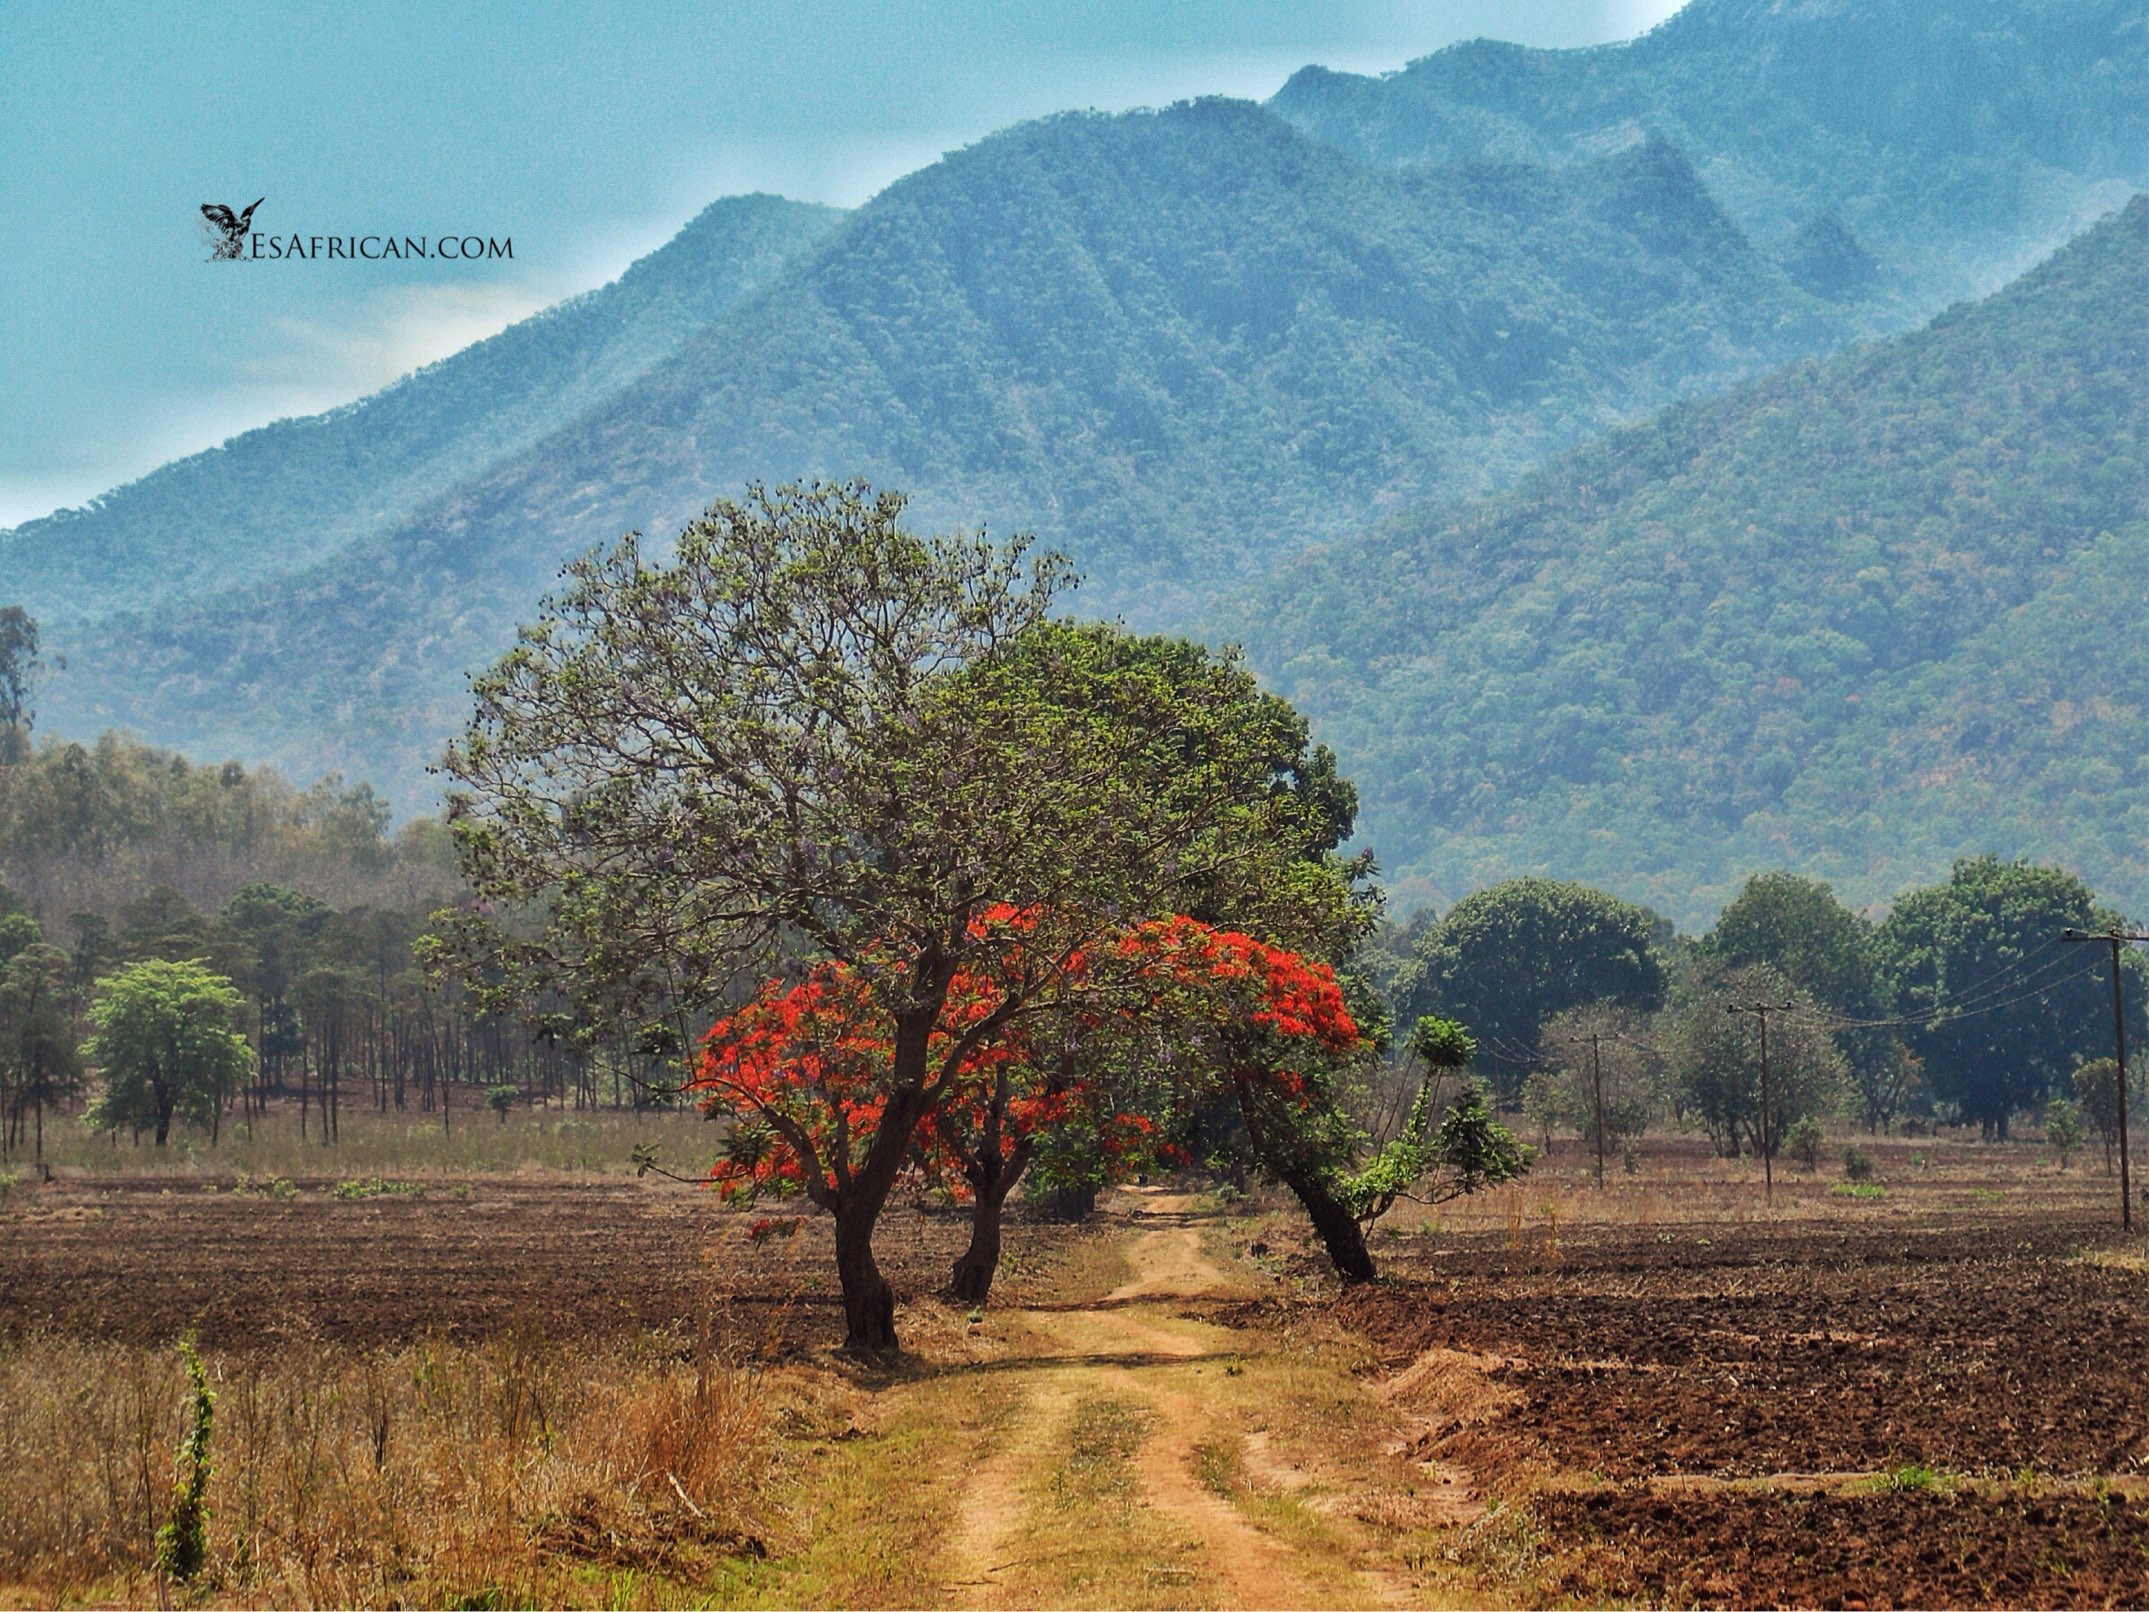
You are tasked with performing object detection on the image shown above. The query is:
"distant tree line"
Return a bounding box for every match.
[0,641,686,1165]
[1362,859,2146,1156]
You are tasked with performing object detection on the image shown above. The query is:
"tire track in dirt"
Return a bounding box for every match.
[945,1199,1421,1609]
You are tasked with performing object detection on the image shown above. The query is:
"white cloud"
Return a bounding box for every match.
[0,279,569,528]
[247,280,563,410]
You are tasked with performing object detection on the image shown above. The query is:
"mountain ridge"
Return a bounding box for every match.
[1269,0,2149,303]
[38,97,1861,804]
[1212,195,2149,925]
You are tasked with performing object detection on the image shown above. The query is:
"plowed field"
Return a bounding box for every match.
[0,1176,1087,1354]
[1306,1183,2149,1607]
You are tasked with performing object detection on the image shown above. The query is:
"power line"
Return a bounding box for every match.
[1801,947,2101,1032]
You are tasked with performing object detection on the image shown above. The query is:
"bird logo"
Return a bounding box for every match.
[199,198,264,260]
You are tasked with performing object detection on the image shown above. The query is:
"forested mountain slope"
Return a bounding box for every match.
[0,195,843,620]
[1271,0,2149,306]
[1214,197,2149,924]
[42,100,1859,800]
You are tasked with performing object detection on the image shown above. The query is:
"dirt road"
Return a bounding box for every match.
[927,1194,1467,1610]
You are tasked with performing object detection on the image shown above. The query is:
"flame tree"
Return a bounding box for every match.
[694,911,1367,1307]
[439,480,1367,1350]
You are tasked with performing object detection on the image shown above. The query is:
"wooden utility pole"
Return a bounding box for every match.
[1570,1032,1607,1188]
[1729,999,1797,1206]
[2062,927,2146,1229]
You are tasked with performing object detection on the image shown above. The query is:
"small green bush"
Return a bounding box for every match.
[155,1335,215,1582]
[1886,1463,1945,1492]
[332,1178,425,1201]
[2044,1097,2085,1168]
[1842,1145,1876,1182]
[1784,1116,1823,1172]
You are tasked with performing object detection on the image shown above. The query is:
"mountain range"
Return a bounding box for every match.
[4,0,2147,921]
[1215,196,2149,924]
[30,100,1872,794]
[1271,0,2149,303]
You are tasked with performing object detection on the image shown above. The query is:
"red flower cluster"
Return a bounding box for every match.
[687,913,1359,1203]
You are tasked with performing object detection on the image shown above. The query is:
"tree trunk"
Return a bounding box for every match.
[828,1017,947,1353]
[834,1200,898,1351]
[949,1173,1019,1305]
[1235,1080,1376,1284]
[1272,1157,1376,1283]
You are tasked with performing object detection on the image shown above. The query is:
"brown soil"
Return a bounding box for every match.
[948,1203,1409,1609]
[0,1175,1094,1355]
[1330,1213,2149,1479]
[1537,1487,2149,1609]
[1293,1199,2149,1607]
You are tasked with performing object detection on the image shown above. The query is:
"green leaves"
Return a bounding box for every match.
[82,958,252,1145]
[1406,878,1665,1101]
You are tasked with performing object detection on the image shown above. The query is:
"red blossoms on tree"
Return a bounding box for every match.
[687,911,1360,1208]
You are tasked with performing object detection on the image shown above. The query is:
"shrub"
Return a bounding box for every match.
[332,1178,425,1201]
[154,1336,214,1583]
[1842,1145,1875,1182]
[2044,1097,2084,1169]
[1784,1116,1824,1172]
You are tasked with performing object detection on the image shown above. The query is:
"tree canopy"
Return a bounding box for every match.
[444,480,1374,1348]
[1879,856,2144,1139]
[1405,877,1665,1100]
[83,958,252,1147]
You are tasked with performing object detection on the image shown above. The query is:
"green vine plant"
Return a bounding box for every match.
[1348,1016,1530,1228]
[155,1333,215,1585]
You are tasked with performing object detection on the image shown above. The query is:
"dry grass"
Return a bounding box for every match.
[0,1330,773,1607]
[1375,1130,2126,1237]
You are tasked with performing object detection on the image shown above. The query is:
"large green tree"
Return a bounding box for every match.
[441,481,1363,1349]
[1880,857,2143,1139]
[1407,877,1665,1101]
[84,959,252,1146]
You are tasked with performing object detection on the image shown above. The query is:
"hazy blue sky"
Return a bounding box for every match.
[0,1,1686,527]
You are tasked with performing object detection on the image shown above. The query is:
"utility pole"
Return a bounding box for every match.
[1729,999,1797,1206]
[1570,1032,1607,1188]
[2062,927,2147,1229]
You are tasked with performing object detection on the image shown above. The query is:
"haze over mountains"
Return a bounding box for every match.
[6,0,2148,919]
[1271,0,2149,301]
[0,196,843,621]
